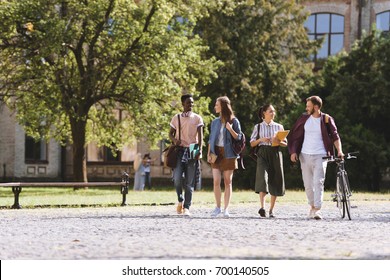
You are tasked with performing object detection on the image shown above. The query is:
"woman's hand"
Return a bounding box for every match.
[260,137,271,144]
[225,122,232,131]
[226,121,239,139]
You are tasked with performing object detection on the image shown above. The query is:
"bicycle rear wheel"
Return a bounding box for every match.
[340,172,352,220]
[336,176,345,218]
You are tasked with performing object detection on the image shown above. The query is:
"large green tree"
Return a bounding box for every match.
[311,31,390,191]
[0,0,219,181]
[195,0,319,187]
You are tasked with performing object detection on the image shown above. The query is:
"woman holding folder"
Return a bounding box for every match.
[250,104,287,218]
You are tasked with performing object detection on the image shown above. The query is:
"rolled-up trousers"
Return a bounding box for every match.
[300,153,328,209]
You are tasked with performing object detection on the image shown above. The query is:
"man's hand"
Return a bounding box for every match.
[290,153,298,163]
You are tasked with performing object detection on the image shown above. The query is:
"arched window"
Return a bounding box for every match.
[376,11,390,32]
[304,13,344,60]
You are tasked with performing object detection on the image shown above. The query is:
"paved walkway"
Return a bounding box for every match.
[0,201,389,259]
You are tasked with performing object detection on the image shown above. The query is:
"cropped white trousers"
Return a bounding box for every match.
[300,153,328,209]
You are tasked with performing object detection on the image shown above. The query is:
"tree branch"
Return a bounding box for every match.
[73,19,88,78]
[87,0,115,72]
[110,4,157,93]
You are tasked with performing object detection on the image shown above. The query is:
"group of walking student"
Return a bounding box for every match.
[169,94,344,219]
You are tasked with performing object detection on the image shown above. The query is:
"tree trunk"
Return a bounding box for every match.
[71,118,88,182]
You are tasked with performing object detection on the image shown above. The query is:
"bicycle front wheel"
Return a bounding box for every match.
[336,175,345,218]
[340,172,352,220]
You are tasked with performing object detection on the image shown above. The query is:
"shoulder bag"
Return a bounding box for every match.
[249,123,260,161]
[163,114,181,169]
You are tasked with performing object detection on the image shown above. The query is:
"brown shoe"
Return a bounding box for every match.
[176,202,183,214]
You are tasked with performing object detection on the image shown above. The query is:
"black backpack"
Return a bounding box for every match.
[232,131,246,169]
[232,132,246,155]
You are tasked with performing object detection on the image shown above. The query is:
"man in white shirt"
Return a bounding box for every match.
[288,96,343,220]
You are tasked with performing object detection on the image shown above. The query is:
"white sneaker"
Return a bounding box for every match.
[211,207,222,217]
[308,209,315,219]
[183,208,191,216]
[314,210,323,220]
[223,209,230,218]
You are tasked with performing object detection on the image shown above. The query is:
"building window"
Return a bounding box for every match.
[87,143,122,163]
[86,108,137,164]
[25,136,47,163]
[376,11,390,32]
[305,13,345,60]
[106,146,120,162]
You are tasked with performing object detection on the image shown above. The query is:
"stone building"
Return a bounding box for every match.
[1,0,389,183]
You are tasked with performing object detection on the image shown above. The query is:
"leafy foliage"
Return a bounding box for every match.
[195,0,318,187]
[311,31,390,191]
[0,0,220,180]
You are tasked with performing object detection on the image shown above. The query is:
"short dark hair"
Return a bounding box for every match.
[181,94,193,103]
[306,95,322,109]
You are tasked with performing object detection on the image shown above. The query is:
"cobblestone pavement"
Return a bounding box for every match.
[0,201,389,260]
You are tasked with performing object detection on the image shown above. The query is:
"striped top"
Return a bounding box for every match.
[250,121,284,146]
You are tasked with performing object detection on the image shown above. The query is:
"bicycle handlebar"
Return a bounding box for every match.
[322,151,359,162]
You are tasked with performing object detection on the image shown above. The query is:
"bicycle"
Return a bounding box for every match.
[323,152,358,220]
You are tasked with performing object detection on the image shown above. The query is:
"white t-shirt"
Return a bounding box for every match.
[216,124,225,147]
[301,115,327,155]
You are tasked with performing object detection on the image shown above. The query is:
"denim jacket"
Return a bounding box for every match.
[208,117,242,159]
[287,112,340,156]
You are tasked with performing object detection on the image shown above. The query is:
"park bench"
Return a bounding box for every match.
[0,173,130,209]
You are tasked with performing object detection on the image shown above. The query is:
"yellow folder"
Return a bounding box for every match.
[272,130,290,146]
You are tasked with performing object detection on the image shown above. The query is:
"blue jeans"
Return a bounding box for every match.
[145,172,151,189]
[173,154,197,210]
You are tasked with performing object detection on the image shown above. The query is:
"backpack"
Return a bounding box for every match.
[229,118,246,169]
[233,133,246,169]
[232,132,246,155]
[323,113,336,155]
[323,113,331,136]
[324,113,329,124]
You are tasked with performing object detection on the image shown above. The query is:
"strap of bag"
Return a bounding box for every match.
[163,114,182,153]
[323,113,330,134]
[177,114,181,142]
[255,123,260,151]
[323,113,335,155]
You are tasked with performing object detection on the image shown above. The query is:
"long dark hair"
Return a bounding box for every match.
[258,104,272,123]
[217,96,235,123]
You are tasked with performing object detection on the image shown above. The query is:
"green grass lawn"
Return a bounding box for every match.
[0,187,389,209]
